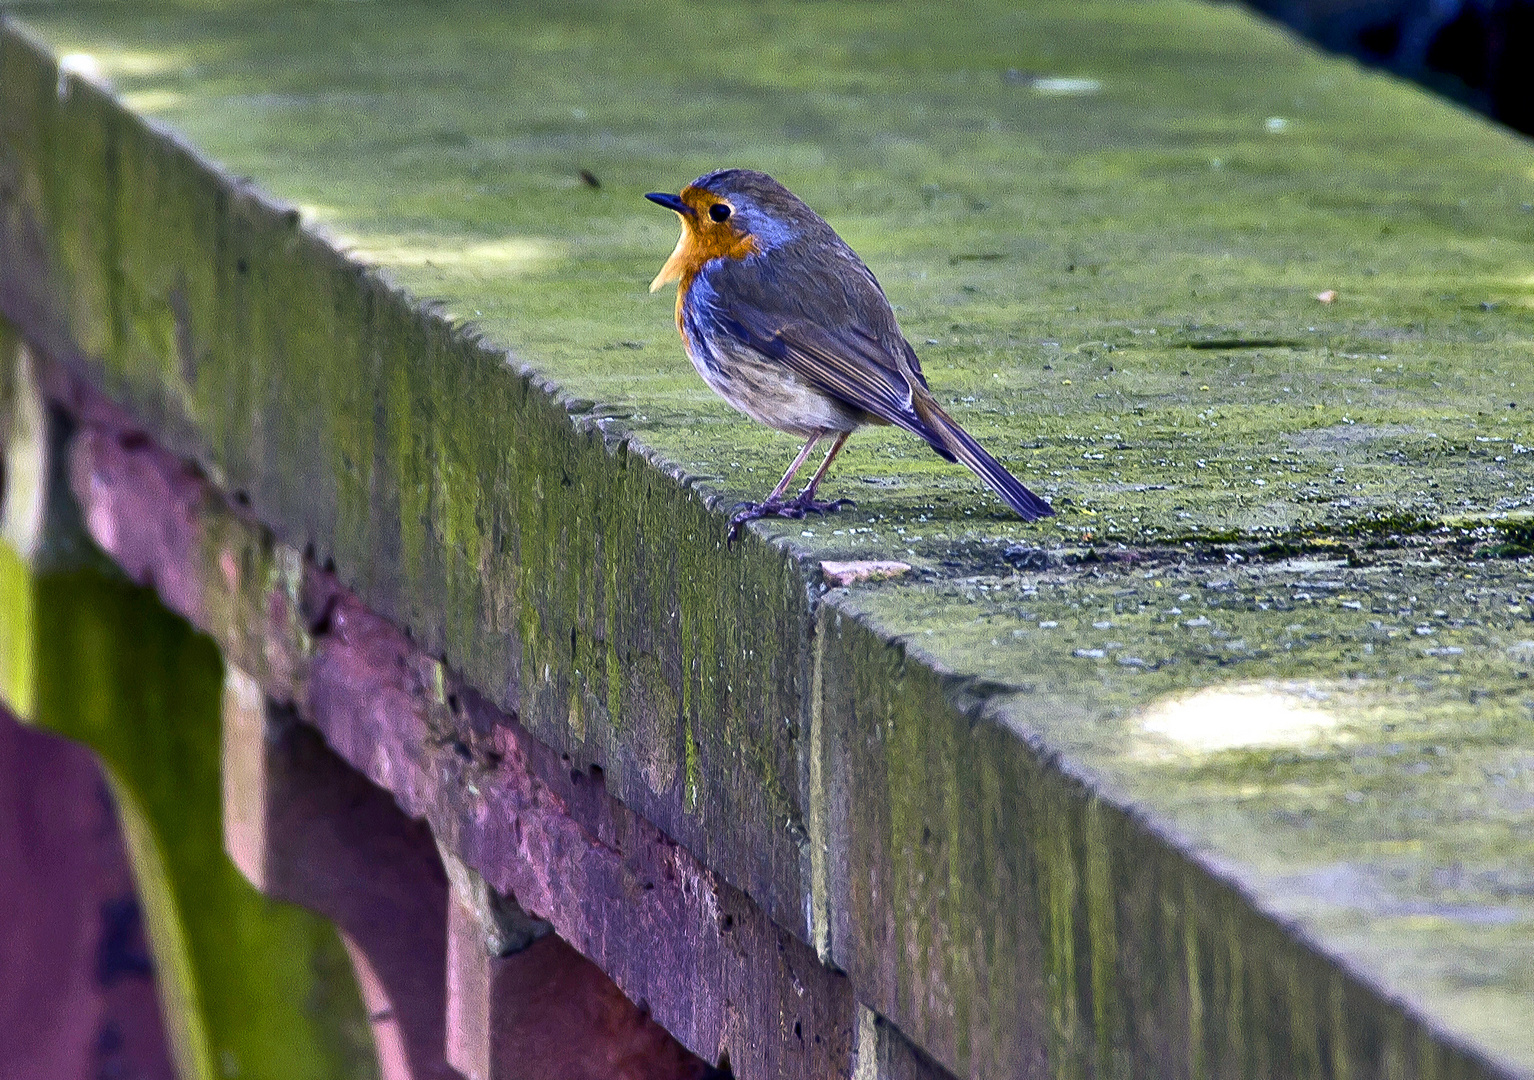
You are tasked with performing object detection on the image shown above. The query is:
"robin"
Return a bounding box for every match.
[645,169,1053,538]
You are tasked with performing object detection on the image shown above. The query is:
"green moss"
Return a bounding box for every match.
[4,1,1534,1074]
[0,543,35,716]
[25,567,377,1080]
[10,0,1531,547]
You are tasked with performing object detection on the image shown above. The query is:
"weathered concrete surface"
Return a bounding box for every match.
[1,1,1532,1077]
[0,706,175,1080]
[47,350,859,1078]
[221,664,718,1080]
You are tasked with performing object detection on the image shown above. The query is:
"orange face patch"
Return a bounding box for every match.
[649,185,760,315]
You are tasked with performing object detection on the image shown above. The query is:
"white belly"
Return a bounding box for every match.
[687,333,864,438]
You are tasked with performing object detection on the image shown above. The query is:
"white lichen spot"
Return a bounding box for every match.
[121,89,185,113]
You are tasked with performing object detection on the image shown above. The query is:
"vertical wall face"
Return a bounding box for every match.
[0,323,840,1080]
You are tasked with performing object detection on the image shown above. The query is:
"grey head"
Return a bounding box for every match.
[686,168,837,251]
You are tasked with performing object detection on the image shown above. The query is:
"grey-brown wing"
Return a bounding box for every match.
[712,294,943,448]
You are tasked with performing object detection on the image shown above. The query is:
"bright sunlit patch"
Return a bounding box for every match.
[56,52,106,98]
[1136,683,1345,754]
[57,52,104,80]
[55,49,188,102]
[61,45,186,74]
[296,204,343,226]
[1032,76,1101,96]
[121,90,184,113]
[100,50,187,77]
[345,236,559,274]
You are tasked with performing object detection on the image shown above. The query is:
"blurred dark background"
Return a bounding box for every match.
[1249,0,1534,134]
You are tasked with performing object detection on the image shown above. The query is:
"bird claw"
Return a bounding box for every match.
[727,496,856,543]
[779,496,855,519]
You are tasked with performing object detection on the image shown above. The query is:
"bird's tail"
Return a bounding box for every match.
[910,393,1054,520]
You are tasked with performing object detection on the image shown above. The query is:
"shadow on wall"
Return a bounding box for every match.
[1247,0,1534,134]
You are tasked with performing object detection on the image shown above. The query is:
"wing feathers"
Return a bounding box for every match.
[908,394,1055,520]
[711,280,1053,520]
[759,321,918,431]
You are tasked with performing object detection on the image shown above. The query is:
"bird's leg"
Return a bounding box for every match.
[728,432,824,541]
[763,433,823,504]
[783,431,855,515]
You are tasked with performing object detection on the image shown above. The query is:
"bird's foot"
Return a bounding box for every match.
[726,502,771,544]
[780,494,856,519]
[727,496,855,543]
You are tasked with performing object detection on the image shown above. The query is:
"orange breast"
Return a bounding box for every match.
[650,185,761,327]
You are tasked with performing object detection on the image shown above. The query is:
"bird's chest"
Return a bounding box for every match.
[677,277,857,436]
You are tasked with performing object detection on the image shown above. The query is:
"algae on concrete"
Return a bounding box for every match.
[824,546,1534,1075]
[2,1,1533,1076]
[13,0,1530,541]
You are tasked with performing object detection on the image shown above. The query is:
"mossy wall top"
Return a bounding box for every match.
[3,2,1533,1076]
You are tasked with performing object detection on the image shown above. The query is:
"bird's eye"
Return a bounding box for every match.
[709,203,732,222]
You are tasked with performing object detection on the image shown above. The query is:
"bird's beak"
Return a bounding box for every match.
[647,191,694,292]
[645,192,693,216]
